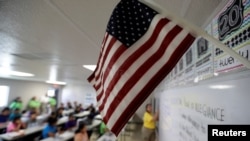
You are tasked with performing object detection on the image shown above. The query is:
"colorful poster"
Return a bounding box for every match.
[183,45,196,84]
[212,0,250,73]
[194,24,214,81]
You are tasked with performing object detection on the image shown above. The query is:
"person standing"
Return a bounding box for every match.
[9,97,23,111]
[48,97,57,112]
[28,96,41,114]
[142,104,158,141]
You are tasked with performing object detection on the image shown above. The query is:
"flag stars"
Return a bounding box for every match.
[107,0,158,47]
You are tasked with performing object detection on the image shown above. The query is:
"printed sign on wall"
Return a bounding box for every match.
[212,0,250,73]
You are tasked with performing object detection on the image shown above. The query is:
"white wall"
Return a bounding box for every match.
[61,83,97,108]
[0,78,51,110]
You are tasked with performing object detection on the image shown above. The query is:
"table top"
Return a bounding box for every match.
[86,119,102,130]
[0,116,68,141]
[74,111,90,118]
[94,114,102,120]
[97,132,117,141]
[62,110,74,116]
[0,126,43,140]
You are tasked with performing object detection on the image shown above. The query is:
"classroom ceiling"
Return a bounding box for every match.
[0,0,227,85]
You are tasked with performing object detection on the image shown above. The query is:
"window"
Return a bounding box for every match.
[0,86,9,107]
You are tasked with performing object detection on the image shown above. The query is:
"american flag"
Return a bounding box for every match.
[88,0,195,135]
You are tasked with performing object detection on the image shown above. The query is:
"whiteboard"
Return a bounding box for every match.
[158,71,250,141]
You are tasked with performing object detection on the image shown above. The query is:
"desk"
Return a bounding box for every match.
[37,114,50,121]
[86,119,102,130]
[39,119,101,141]
[94,114,102,120]
[97,132,117,141]
[0,126,43,141]
[74,111,90,118]
[57,117,68,126]
[62,110,74,116]
[0,116,68,141]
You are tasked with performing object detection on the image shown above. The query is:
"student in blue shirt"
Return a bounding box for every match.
[9,108,21,121]
[0,107,10,123]
[42,117,58,139]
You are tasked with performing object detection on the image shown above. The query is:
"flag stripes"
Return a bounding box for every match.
[88,14,195,135]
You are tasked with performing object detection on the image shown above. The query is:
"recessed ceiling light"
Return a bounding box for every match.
[46,80,67,85]
[209,85,234,89]
[0,68,34,77]
[83,65,96,71]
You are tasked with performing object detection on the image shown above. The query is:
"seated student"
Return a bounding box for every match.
[59,103,65,110]
[27,111,40,128]
[50,111,57,119]
[67,102,73,110]
[7,116,26,132]
[65,114,76,130]
[74,106,82,114]
[99,122,109,137]
[86,108,98,125]
[0,107,10,123]
[42,117,58,139]
[9,108,21,121]
[56,108,64,119]
[74,123,89,141]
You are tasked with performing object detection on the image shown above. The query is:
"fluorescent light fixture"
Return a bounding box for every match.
[209,85,234,89]
[0,68,34,77]
[46,80,67,85]
[214,73,219,76]
[83,65,96,71]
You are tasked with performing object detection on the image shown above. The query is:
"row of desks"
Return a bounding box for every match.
[40,119,103,141]
[0,112,102,141]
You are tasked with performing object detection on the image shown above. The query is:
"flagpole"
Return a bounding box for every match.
[139,0,250,69]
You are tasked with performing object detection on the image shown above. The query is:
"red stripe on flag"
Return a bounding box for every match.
[111,33,195,135]
[102,25,182,121]
[96,44,127,100]
[93,38,117,88]
[88,34,109,83]
[98,19,170,111]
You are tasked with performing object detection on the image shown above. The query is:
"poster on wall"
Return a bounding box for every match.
[194,24,214,82]
[183,45,196,84]
[212,0,250,73]
[195,38,214,81]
